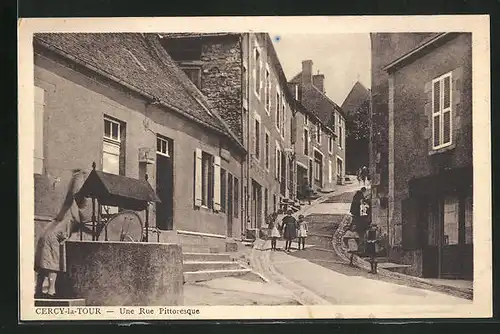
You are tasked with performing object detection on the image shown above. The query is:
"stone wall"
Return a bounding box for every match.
[64,241,183,306]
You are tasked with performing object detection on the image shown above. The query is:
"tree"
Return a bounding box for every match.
[345,100,370,173]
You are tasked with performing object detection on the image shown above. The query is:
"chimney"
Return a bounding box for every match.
[313,74,325,93]
[301,60,313,84]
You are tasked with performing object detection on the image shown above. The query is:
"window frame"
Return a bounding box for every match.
[303,128,309,156]
[264,129,270,171]
[265,65,271,114]
[156,135,171,157]
[254,114,261,161]
[254,45,261,98]
[432,71,453,150]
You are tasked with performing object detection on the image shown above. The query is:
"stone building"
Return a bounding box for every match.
[341,81,371,174]
[159,33,298,232]
[288,60,347,193]
[371,32,473,279]
[33,33,246,250]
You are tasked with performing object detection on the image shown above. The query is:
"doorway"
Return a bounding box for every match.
[227,173,234,237]
[156,137,174,230]
[251,180,263,228]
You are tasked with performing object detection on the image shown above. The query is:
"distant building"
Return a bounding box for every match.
[159,33,298,232]
[288,60,347,195]
[33,33,246,250]
[341,81,370,174]
[371,32,473,279]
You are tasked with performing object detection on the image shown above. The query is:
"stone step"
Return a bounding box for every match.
[183,252,232,262]
[183,261,241,272]
[35,298,86,307]
[181,244,224,253]
[184,268,252,283]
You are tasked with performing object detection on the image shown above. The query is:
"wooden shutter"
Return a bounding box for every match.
[442,75,452,144]
[213,155,221,211]
[328,160,332,183]
[402,198,418,250]
[194,148,202,207]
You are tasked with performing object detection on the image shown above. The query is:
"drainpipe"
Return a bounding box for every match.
[246,33,252,236]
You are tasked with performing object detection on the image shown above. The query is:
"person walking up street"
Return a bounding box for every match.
[282,210,298,252]
[297,215,308,250]
[360,166,369,186]
[365,223,380,274]
[343,223,360,266]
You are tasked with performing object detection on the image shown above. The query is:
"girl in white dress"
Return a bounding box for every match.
[297,215,308,250]
[269,212,281,251]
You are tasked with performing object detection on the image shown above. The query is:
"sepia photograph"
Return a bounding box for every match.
[18,16,491,320]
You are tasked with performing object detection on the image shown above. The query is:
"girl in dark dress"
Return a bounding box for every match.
[365,223,379,274]
[282,210,297,252]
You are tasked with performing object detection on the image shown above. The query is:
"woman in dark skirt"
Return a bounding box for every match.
[365,223,379,274]
[281,210,297,252]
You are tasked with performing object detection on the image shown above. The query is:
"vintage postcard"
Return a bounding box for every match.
[18,15,491,321]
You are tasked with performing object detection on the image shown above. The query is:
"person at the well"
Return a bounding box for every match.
[34,169,97,299]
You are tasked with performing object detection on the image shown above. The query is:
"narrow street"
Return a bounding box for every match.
[252,181,473,305]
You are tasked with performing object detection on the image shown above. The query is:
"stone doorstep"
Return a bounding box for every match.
[35,298,86,307]
[182,252,232,262]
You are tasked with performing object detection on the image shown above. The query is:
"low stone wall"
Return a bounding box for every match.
[64,240,183,306]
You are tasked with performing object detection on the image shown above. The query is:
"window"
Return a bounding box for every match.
[328,135,334,153]
[338,122,343,149]
[220,169,227,213]
[264,188,268,220]
[265,130,270,170]
[336,157,343,180]
[254,116,261,160]
[194,149,221,211]
[156,136,170,157]
[182,67,202,89]
[465,196,473,244]
[255,48,261,96]
[443,196,459,245]
[281,99,286,138]
[276,92,281,130]
[34,86,45,174]
[201,152,214,208]
[314,156,321,181]
[242,63,248,102]
[316,123,321,144]
[234,177,239,218]
[303,129,309,156]
[103,117,123,175]
[275,143,281,179]
[432,72,452,149]
[265,68,270,112]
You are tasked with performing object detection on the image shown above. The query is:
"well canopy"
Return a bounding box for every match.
[78,170,161,211]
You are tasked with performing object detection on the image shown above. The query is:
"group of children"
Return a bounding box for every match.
[344,187,380,274]
[268,208,308,252]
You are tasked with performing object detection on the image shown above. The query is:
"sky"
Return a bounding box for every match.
[271,33,371,106]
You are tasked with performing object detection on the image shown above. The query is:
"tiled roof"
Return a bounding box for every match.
[341,81,370,116]
[34,33,241,145]
[300,83,346,128]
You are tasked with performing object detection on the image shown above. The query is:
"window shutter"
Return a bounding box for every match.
[402,198,418,250]
[213,155,221,211]
[328,160,332,183]
[194,148,202,207]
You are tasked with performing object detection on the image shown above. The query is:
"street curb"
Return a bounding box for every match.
[250,239,332,305]
[331,214,474,300]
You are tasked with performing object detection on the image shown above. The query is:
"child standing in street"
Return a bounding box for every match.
[343,223,360,266]
[282,210,298,252]
[365,223,380,274]
[269,212,281,251]
[297,215,308,250]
